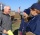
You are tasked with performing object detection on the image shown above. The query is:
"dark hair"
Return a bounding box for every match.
[31,7,35,11]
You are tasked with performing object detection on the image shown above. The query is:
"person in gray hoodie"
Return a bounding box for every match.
[0,6,12,35]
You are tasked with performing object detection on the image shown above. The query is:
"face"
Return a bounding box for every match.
[30,9,38,16]
[4,6,11,14]
[23,12,29,19]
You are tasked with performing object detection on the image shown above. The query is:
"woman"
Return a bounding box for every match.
[18,8,31,35]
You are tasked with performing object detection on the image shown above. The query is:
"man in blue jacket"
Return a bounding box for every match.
[31,0,40,13]
[25,4,40,35]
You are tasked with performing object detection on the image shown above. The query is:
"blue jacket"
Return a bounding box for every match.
[19,14,40,35]
[26,15,40,35]
[19,17,33,32]
[19,18,28,32]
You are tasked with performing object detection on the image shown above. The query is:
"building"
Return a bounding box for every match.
[0,3,5,11]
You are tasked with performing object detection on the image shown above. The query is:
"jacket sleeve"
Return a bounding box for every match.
[0,13,4,32]
[33,16,40,35]
[19,18,31,32]
[19,19,24,32]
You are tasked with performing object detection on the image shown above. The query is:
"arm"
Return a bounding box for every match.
[0,13,4,32]
[1,15,12,34]
[19,19,24,32]
[19,18,31,35]
[33,16,40,35]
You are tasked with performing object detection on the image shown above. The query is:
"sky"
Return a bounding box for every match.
[0,0,38,11]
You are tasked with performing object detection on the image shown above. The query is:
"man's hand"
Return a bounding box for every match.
[3,30,8,34]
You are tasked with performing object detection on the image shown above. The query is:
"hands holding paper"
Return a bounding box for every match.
[3,30,14,35]
[7,30,14,35]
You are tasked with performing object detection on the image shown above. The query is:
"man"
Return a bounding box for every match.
[31,0,40,13]
[25,4,40,35]
[0,6,12,35]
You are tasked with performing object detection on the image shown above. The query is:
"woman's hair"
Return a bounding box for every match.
[31,6,35,11]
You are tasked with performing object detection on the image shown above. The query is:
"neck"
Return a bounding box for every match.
[3,12,8,15]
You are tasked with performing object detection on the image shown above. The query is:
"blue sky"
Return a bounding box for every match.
[0,0,38,11]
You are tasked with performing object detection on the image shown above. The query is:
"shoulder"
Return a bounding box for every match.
[35,14,40,21]
[0,11,3,17]
[36,14,40,18]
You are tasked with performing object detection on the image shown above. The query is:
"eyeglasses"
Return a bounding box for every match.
[9,9,11,10]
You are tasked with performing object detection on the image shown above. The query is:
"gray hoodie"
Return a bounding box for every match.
[0,11,12,32]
